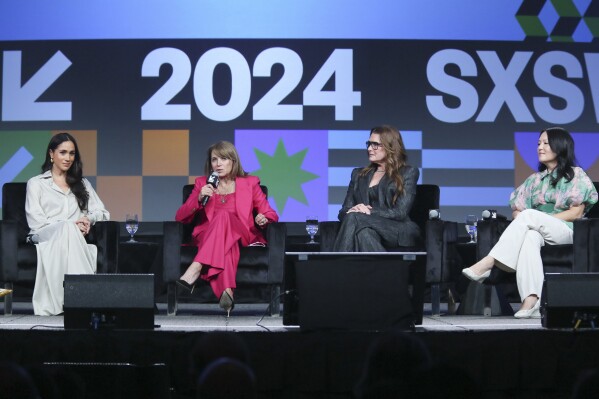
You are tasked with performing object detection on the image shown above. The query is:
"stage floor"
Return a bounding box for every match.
[0,302,543,332]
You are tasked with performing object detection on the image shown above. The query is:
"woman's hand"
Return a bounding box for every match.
[198,184,217,203]
[255,213,269,227]
[553,204,585,222]
[75,216,91,235]
[347,203,372,215]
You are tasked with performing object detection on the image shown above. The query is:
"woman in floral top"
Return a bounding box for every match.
[462,127,598,319]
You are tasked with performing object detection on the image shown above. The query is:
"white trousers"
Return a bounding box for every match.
[488,209,573,302]
[32,221,97,316]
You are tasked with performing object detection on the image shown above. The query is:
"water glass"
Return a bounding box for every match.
[125,214,139,242]
[465,214,477,243]
[306,216,319,244]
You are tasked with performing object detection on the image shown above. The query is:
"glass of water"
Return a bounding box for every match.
[125,214,139,242]
[465,214,477,243]
[306,215,319,244]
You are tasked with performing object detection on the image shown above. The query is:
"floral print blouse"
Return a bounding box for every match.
[509,166,598,229]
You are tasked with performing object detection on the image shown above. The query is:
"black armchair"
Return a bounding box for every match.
[0,182,119,315]
[476,182,599,315]
[162,184,286,316]
[320,184,442,322]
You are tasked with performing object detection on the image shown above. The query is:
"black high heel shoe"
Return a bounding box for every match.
[219,291,235,317]
[176,279,196,294]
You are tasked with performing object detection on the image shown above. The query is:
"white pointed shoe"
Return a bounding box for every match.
[514,299,541,319]
[461,268,491,283]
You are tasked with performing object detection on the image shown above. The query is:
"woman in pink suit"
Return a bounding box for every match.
[175,141,278,316]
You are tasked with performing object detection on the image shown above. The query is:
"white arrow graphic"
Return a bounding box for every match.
[2,50,72,121]
[0,146,34,205]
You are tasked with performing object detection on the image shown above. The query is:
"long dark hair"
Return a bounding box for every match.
[42,132,89,211]
[359,125,408,204]
[538,127,576,186]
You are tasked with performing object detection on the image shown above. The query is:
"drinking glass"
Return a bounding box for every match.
[125,214,139,242]
[465,214,477,243]
[306,215,319,244]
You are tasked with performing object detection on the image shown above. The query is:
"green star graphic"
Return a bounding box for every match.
[252,139,319,214]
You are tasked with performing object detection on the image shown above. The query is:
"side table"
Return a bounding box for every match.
[118,241,159,274]
[455,242,513,316]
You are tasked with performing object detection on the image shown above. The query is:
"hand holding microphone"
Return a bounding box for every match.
[200,172,220,206]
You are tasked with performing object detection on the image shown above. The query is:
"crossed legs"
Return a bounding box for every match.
[463,209,573,315]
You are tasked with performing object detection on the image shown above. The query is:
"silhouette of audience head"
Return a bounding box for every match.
[414,362,481,398]
[354,331,432,398]
[0,361,40,399]
[190,331,251,378]
[184,332,253,397]
[196,357,256,399]
[571,368,599,399]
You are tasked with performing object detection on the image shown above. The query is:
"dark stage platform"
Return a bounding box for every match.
[2,302,599,398]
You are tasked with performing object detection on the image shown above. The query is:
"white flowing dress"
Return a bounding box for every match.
[25,171,110,316]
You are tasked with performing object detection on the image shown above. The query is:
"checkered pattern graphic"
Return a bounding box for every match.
[2,129,598,222]
[516,0,599,42]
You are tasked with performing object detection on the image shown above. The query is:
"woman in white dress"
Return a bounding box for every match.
[25,133,110,315]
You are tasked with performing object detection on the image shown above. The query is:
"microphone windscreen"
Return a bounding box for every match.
[207,172,219,187]
[428,209,440,220]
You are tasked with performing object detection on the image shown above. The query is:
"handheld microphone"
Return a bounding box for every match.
[201,172,220,206]
[481,209,507,220]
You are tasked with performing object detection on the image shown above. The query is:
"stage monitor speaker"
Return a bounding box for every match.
[64,274,155,330]
[294,257,414,331]
[541,273,599,328]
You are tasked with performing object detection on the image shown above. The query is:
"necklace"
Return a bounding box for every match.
[219,193,230,203]
[375,170,385,173]
[217,181,235,203]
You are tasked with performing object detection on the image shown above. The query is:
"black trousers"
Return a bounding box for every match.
[333,213,403,252]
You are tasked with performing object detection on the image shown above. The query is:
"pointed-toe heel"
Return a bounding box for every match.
[514,299,541,319]
[461,268,491,283]
[176,279,196,294]
[219,291,235,317]
[0,288,12,298]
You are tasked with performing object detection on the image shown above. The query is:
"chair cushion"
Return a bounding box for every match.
[540,244,573,266]
[179,245,270,284]
[410,185,440,234]
[16,244,38,281]
[2,183,30,244]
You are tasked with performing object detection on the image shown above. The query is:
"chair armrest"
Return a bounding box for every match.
[0,220,19,281]
[163,221,184,284]
[93,221,120,274]
[319,221,340,252]
[573,218,599,273]
[266,222,287,284]
[476,219,511,261]
[425,219,458,284]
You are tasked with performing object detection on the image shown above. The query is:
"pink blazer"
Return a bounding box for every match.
[175,175,278,245]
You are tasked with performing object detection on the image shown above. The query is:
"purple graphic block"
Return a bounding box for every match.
[515,132,599,171]
[235,129,329,222]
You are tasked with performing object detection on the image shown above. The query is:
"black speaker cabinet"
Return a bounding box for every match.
[64,274,155,330]
[542,273,599,328]
[291,256,415,331]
